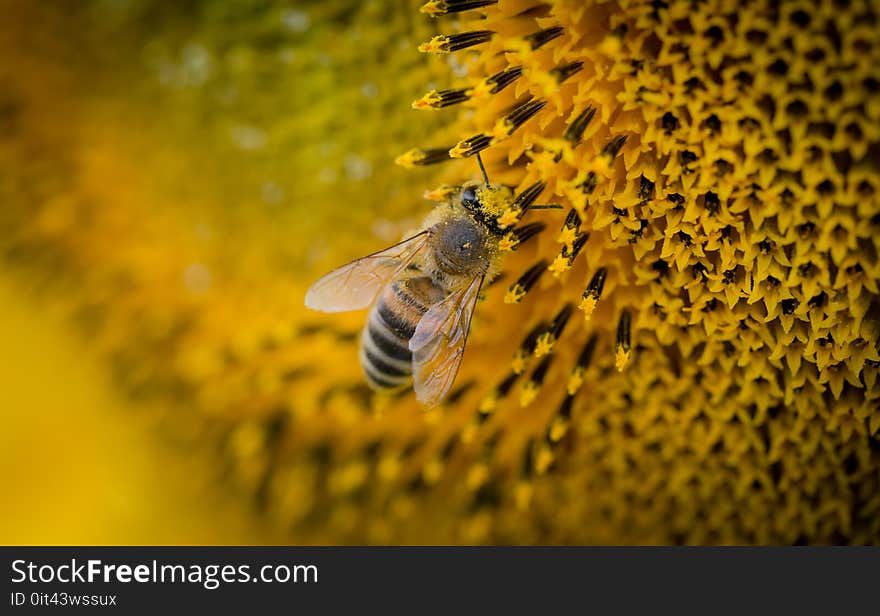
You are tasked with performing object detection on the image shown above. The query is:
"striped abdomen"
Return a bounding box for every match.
[360,275,443,391]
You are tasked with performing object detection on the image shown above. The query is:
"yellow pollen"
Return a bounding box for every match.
[460,420,479,444]
[504,284,526,304]
[548,254,570,277]
[511,352,528,375]
[422,458,444,486]
[448,141,475,158]
[615,347,631,372]
[498,233,519,252]
[419,1,444,16]
[394,148,428,167]
[535,448,554,475]
[557,226,580,248]
[478,393,498,414]
[514,482,533,510]
[578,295,597,321]
[466,464,489,491]
[497,208,520,229]
[475,185,512,218]
[533,333,555,357]
[549,417,569,442]
[329,462,369,495]
[377,456,400,482]
[567,367,584,395]
[418,35,451,54]
[412,90,443,109]
[519,381,539,407]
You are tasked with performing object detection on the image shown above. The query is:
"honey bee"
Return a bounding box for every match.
[305,157,511,406]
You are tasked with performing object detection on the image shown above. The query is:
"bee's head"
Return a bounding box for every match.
[459,183,512,236]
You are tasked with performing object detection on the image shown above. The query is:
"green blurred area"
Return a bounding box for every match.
[0,0,447,544]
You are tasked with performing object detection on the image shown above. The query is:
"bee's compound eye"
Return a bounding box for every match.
[461,187,479,208]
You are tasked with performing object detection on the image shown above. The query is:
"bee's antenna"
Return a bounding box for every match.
[529,204,564,210]
[475,152,491,187]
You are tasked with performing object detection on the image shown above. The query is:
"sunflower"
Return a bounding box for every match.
[1,0,878,544]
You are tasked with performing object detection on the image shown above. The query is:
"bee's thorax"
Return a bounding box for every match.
[430,218,489,281]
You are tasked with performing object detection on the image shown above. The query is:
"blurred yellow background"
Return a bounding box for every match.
[0,0,443,545]
[0,276,277,544]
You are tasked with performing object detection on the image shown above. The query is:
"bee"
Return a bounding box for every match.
[305,156,512,406]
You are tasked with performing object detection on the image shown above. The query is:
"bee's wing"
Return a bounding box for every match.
[305,231,431,313]
[410,274,484,407]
